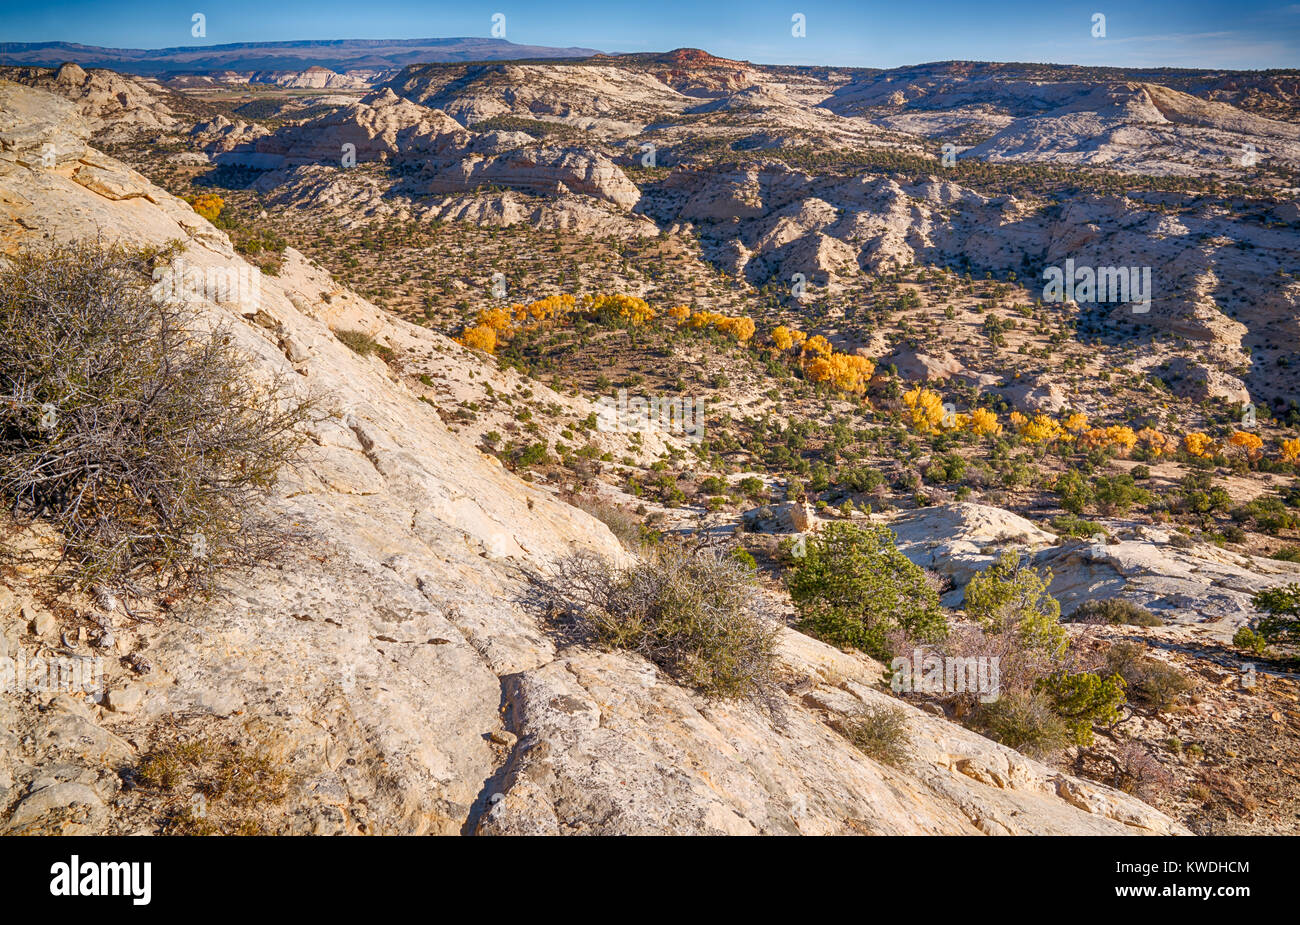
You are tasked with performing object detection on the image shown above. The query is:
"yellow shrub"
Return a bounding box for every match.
[902,386,946,433]
[1020,414,1064,444]
[587,293,655,326]
[684,310,753,341]
[1282,437,1300,464]
[668,304,690,322]
[1078,425,1137,454]
[1063,412,1089,434]
[803,335,832,358]
[191,194,224,222]
[1183,432,1215,458]
[770,325,795,351]
[1228,430,1264,459]
[515,293,576,323]
[806,353,875,394]
[716,315,756,342]
[1137,427,1176,457]
[459,324,497,354]
[478,306,514,333]
[969,408,1002,436]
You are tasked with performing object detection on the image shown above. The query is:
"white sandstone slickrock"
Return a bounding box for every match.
[888,502,1300,638]
[0,83,1188,836]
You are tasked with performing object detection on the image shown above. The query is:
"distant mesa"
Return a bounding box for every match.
[0,38,605,75]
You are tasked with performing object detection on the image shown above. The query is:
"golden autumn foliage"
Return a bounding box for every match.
[459,324,497,353]
[1017,413,1065,445]
[1282,438,1300,464]
[191,193,224,222]
[684,310,755,341]
[719,315,756,342]
[770,325,808,351]
[969,407,1002,436]
[1183,432,1215,458]
[1136,427,1177,457]
[586,293,656,326]
[802,334,832,358]
[667,304,691,322]
[1228,430,1264,460]
[1063,412,1089,434]
[805,353,875,393]
[477,306,514,333]
[1077,425,1138,454]
[512,293,576,324]
[902,387,947,433]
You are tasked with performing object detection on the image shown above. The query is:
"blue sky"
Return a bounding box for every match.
[2,0,1298,69]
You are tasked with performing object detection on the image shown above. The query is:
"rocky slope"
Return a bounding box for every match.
[0,80,1189,836]
[888,503,1300,640]
[0,63,176,140]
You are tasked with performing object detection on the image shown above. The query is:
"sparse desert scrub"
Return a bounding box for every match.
[334,327,396,363]
[838,705,910,767]
[133,734,296,835]
[1078,742,1175,804]
[1103,641,1192,713]
[0,240,313,601]
[978,689,1072,758]
[1069,598,1163,627]
[548,545,780,700]
[569,495,646,550]
[786,522,946,661]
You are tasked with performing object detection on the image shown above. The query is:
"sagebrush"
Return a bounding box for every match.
[549,545,780,700]
[0,240,313,600]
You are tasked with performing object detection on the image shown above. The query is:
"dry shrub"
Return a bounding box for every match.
[134,735,295,835]
[549,545,780,700]
[1111,742,1176,803]
[1196,769,1259,817]
[1103,642,1192,712]
[1070,598,1163,627]
[569,495,644,550]
[839,705,910,766]
[0,240,313,601]
[978,689,1071,758]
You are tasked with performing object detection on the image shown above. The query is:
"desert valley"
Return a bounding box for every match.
[0,29,1298,841]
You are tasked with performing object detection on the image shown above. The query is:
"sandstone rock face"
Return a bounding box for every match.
[1036,529,1300,638]
[743,501,813,533]
[0,80,89,165]
[0,84,1187,836]
[420,145,642,211]
[222,87,474,168]
[889,503,1058,598]
[1159,357,1251,405]
[250,67,372,90]
[996,376,1071,413]
[0,64,176,139]
[887,346,965,382]
[964,83,1300,174]
[888,503,1300,639]
[478,630,1184,835]
[220,88,643,214]
[191,115,271,154]
[387,62,692,135]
